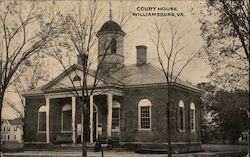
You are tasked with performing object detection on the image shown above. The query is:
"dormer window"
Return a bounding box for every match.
[111,38,116,54]
[73,75,81,81]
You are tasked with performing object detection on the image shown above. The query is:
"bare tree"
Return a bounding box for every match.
[149,21,202,156]
[0,1,61,155]
[5,53,50,120]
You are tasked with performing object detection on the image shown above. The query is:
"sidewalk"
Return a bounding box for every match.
[3,144,248,157]
[3,151,247,157]
[3,151,188,157]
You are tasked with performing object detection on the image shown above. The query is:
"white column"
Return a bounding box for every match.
[106,94,113,138]
[46,97,50,143]
[89,95,94,143]
[72,97,76,144]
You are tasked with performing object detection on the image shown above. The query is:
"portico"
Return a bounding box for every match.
[43,88,123,144]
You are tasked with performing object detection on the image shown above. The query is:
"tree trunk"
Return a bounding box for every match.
[82,108,87,157]
[167,86,172,157]
[0,95,3,157]
[81,94,87,157]
[167,101,172,157]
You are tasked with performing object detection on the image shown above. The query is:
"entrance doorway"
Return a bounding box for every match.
[76,104,98,143]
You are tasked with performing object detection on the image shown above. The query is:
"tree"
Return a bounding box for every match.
[198,82,249,144]
[0,1,61,155]
[49,1,131,156]
[149,21,202,156]
[5,53,50,120]
[199,0,249,90]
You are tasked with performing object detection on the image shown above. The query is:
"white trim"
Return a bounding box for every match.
[138,99,152,131]
[112,100,121,108]
[38,106,47,112]
[62,104,72,111]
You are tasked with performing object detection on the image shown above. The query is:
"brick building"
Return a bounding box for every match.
[23,19,202,152]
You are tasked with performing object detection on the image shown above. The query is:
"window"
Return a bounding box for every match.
[62,104,72,131]
[14,135,16,140]
[7,135,10,140]
[138,99,152,130]
[178,100,185,131]
[190,103,196,131]
[73,75,81,81]
[112,101,120,131]
[38,105,47,132]
[111,38,116,54]
[7,127,10,131]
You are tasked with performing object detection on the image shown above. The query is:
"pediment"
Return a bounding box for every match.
[43,65,105,91]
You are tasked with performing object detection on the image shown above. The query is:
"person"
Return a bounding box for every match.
[107,138,113,150]
[94,141,101,152]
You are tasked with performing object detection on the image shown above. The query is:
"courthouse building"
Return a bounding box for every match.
[23,19,202,152]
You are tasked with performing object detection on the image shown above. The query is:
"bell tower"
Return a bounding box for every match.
[96,6,126,73]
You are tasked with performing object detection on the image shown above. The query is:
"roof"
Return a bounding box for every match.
[24,63,202,96]
[9,118,22,125]
[97,20,125,34]
[1,118,22,126]
[108,64,202,92]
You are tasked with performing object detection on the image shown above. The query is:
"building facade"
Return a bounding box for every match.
[23,19,202,152]
[1,118,23,143]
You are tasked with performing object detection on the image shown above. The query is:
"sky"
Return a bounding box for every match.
[2,0,211,119]
[51,0,211,84]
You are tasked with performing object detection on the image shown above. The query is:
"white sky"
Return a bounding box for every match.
[2,0,211,119]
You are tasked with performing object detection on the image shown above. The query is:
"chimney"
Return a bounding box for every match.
[77,54,88,68]
[136,45,147,65]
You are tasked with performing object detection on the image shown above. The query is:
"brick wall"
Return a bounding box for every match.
[119,85,201,144]
[24,96,46,142]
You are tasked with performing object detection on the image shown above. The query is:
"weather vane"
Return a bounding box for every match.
[109,1,112,20]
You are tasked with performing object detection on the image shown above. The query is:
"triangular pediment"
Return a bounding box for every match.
[43,65,106,91]
[2,120,10,126]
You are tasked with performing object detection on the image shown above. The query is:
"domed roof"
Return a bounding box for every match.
[98,20,125,34]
